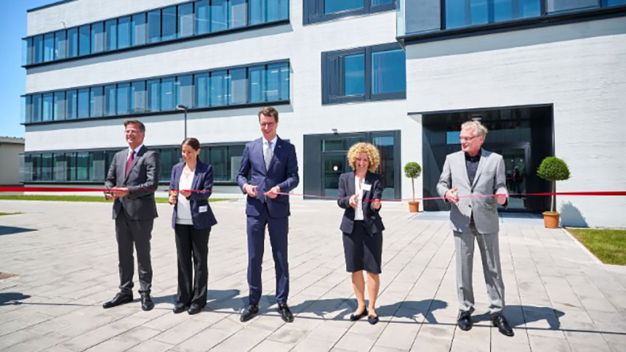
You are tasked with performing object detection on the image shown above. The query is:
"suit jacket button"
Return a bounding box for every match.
[468,204,471,208]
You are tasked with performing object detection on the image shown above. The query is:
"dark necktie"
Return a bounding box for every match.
[125,151,135,176]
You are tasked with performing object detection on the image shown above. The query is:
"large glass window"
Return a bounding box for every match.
[42,153,54,181]
[54,154,66,181]
[266,64,281,102]
[44,33,54,62]
[179,3,194,37]
[162,6,177,41]
[78,88,90,118]
[160,148,178,181]
[195,73,210,108]
[325,0,363,14]
[344,54,365,96]
[231,0,248,28]
[211,0,229,32]
[117,83,132,115]
[42,93,54,121]
[91,22,105,53]
[79,25,91,56]
[132,13,148,46]
[90,86,104,117]
[148,10,162,43]
[547,0,599,13]
[196,0,211,34]
[77,152,91,181]
[147,79,160,112]
[249,65,266,103]
[53,91,66,121]
[66,90,78,119]
[55,30,67,60]
[91,151,106,182]
[372,49,406,95]
[268,0,289,22]
[132,81,147,113]
[229,68,247,105]
[161,77,177,111]
[33,35,43,64]
[105,85,116,116]
[445,0,541,29]
[250,0,266,25]
[178,75,193,108]
[118,16,131,49]
[66,152,76,181]
[67,28,78,58]
[105,19,117,51]
[305,0,390,24]
[210,71,227,106]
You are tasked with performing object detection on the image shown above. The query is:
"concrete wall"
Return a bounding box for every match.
[25,1,421,201]
[0,142,25,185]
[405,17,626,227]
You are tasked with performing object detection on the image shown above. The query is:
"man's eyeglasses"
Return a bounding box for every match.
[459,136,478,142]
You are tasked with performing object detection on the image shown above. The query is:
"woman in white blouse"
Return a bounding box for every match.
[337,143,385,325]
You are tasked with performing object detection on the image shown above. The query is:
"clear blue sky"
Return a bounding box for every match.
[0,0,58,138]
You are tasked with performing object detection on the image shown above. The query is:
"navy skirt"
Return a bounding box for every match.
[342,221,383,274]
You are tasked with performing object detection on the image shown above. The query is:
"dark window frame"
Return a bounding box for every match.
[304,0,396,25]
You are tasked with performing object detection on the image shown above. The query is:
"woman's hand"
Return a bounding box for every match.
[349,194,359,209]
[168,191,177,205]
[179,190,192,198]
[372,199,381,210]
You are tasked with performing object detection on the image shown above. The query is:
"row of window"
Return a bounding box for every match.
[23,62,289,124]
[322,43,406,104]
[304,0,396,24]
[20,144,246,184]
[444,0,626,30]
[23,0,289,66]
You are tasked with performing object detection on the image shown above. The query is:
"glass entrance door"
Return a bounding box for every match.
[322,153,347,197]
[488,145,530,211]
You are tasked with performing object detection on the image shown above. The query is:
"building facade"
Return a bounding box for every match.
[21,0,626,227]
[0,137,25,185]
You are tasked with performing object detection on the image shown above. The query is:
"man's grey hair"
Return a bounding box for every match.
[461,120,488,138]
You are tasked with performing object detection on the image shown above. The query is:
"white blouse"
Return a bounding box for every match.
[354,175,365,221]
[176,170,194,225]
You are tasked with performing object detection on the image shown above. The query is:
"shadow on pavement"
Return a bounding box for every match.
[0,226,37,236]
[0,292,31,306]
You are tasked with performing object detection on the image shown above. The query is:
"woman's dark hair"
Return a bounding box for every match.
[181,137,201,151]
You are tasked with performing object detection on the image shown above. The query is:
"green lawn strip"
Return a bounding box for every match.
[0,195,230,203]
[0,212,22,216]
[568,228,626,266]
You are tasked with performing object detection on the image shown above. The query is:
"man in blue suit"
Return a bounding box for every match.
[237,107,299,323]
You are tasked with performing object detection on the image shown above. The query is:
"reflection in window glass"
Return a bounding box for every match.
[78,88,90,118]
[210,71,227,106]
[344,54,365,96]
[55,30,67,60]
[132,13,148,46]
[325,0,363,14]
[91,22,105,53]
[42,93,54,121]
[196,0,211,34]
[66,152,76,181]
[79,25,90,56]
[279,64,289,100]
[33,36,43,64]
[179,3,194,37]
[117,83,131,115]
[267,64,280,101]
[195,73,210,108]
[249,65,266,103]
[268,0,289,22]
[24,96,32,124]
[147,79,160,112]
[91,151,106,182]
[161,77,177,111]
[77,152,91,181]
[44,33,54,62]
[470,0,489,26]
[54,91,66,120]
[118,16,131,49]
[67,28,78,57]
[41,153,54,181]
[210,147,228,181]
[132,81,147,113]
[24,38,33,66]
[231,0,247,28]
[372,134,395,199]
[607,0,626,5]
[162,6,177,41]
[105,20,117,51]
[90,87,104,117]
[32,95,42,122]
[211,0,229,32]
[547,0,598,13]
[372,49,405,94]
[66,90,78,119]
[520,0,541,17]
[148,10,162,43]
[54,154,66,181]
[160,148,177,181]
[178,75,193,108]
[250,0,266,25]
[372,0,393,4]
[105,85,116,116]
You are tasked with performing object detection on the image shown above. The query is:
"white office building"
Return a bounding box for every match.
[22,0,626,227]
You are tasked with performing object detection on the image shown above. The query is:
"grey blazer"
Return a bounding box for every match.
[105,146,162,220]
[437,149,508,234]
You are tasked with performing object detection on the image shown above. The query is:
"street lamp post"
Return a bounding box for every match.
[176,104,188,139]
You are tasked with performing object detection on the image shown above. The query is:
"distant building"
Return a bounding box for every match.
[0,137,25,185]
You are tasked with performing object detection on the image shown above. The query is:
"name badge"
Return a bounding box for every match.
[362,183,372,191]
[199,205,208,213]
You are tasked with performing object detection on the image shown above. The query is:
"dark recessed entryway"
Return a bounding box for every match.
[421,105,553,213]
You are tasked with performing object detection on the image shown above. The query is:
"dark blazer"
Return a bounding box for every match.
[169,161,218,230]
[337,171,385,235]
[105,146,161,220]
[237,137,299,218]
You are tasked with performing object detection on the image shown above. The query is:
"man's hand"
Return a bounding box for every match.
[495,193,507,205]
[349,194,359,209]
[112,187,129,198]
[266,186,280,199]
[104,192,117,201]
[245,184,258,198]
[445,189,459,204]
[372,199,381,210]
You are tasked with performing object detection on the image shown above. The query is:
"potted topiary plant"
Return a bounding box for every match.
[537,156,571,228]
[404,162,422,213]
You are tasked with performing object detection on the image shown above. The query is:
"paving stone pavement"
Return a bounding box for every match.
[1,199,626,352]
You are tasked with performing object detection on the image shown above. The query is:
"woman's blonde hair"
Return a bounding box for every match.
[347,142,380,172]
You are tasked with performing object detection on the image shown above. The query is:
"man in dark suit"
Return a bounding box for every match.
[103,120,161,311]
[237,107,299,323]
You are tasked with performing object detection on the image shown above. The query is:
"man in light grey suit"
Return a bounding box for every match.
[437,120,514,337]
[103,120,161,311]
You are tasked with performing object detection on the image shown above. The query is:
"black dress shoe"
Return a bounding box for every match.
[349,308,368,322]
[141,293,154,311]
[240,304,259,322]
[492,314,514,337]
[457,310,473,331]
[188,303,202,315]
[102,293,133,309]
[173,302,187,314]
[367,315,379,325]
[277,303,294,323]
